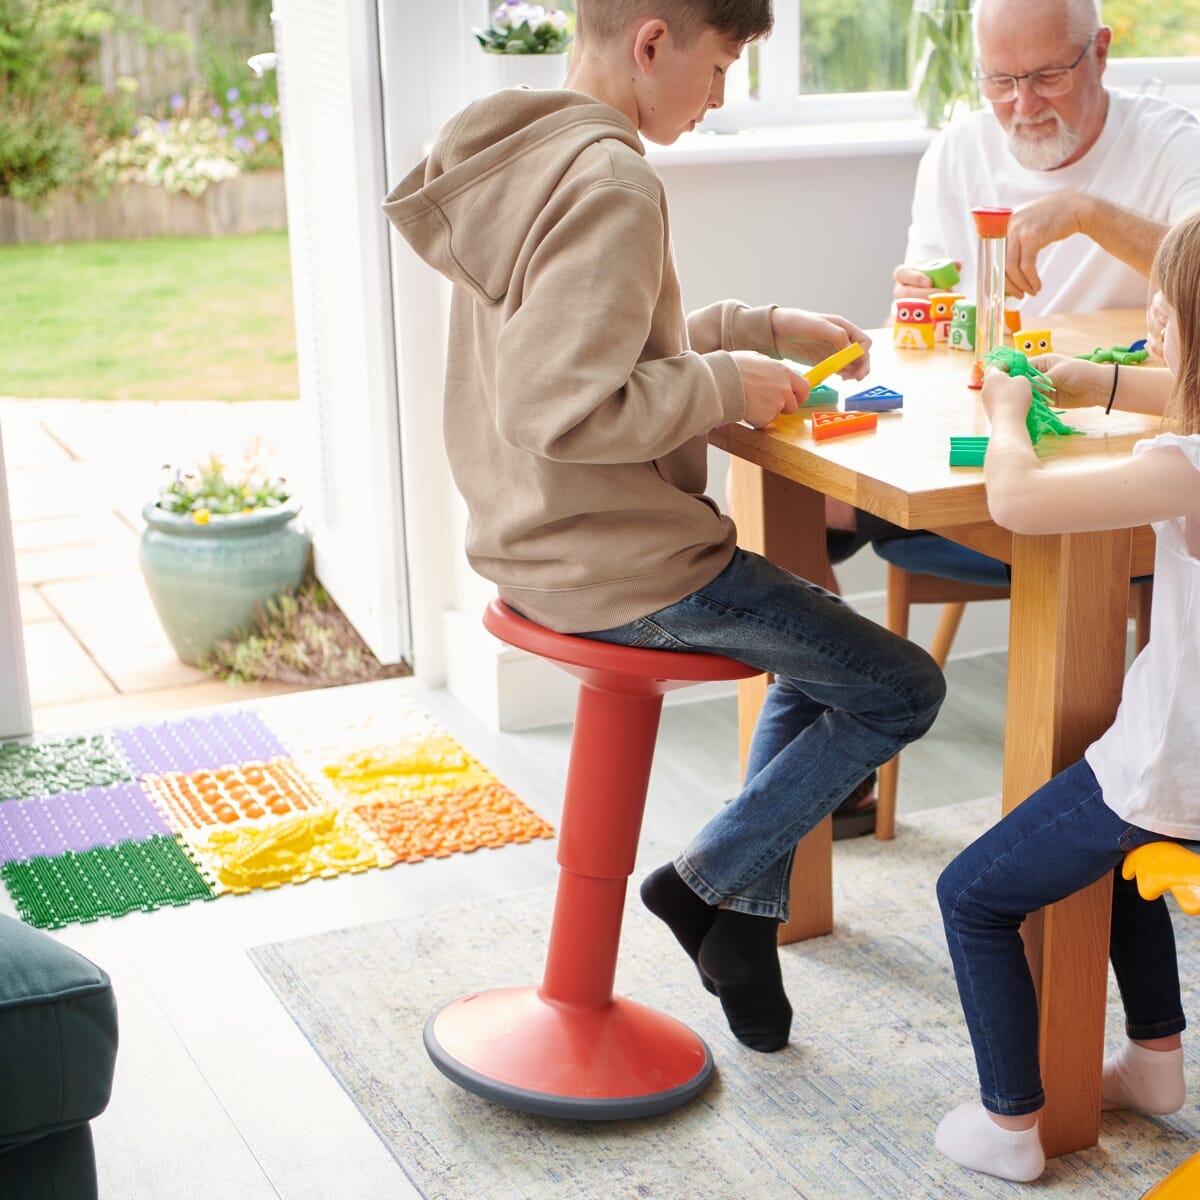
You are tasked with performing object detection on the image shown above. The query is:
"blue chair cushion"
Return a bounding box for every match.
[0,915,118,1150]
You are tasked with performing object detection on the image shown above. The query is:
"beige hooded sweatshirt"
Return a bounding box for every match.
[383,89,779,633]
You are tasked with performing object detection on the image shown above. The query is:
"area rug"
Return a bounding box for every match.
[250,795,1200,1200]
[0,699,551,928]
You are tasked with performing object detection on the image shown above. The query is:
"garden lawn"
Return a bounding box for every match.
[0,232,298,401]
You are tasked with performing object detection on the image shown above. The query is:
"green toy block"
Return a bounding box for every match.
[802,383,838,408]
[949,436,989,467]
[918,258,961,289]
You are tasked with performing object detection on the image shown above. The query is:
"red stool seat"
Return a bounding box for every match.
[424,599,761,1119]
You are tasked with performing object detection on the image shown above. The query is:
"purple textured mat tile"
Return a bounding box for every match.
[112,711,289,776]
[0,783,172,864]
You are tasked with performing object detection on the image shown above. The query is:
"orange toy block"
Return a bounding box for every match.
[811,411,878,441]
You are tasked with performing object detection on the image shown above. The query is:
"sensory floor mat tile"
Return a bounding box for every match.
[186,809,393,893]
[143,759,330,833]
[353,781,554,863]
[111,711,289,776]
[0,735,133,800]
[2,836,215,929]
[0,700,553,929]
[0,783,171,863]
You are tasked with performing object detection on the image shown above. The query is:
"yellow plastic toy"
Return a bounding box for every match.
[1013,328,1054,356]
[1122,841,1200,915]
[1123,841,1200,1197]
[929,292,964,342]
[802,340,865,387]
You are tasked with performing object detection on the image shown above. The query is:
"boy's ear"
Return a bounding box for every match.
[632,19,669,74]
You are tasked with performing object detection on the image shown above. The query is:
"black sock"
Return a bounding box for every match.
[698,910,792,1052]
[639,863,718,994]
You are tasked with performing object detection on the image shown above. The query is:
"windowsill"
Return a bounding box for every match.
[644,119,935,167]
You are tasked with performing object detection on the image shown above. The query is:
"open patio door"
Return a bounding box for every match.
[270,1,410,665]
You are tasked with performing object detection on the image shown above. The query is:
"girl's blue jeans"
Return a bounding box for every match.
[580,548,946,921]
[937,757,1187,1116]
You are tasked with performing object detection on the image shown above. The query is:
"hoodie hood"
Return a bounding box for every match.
[383,90,643,304]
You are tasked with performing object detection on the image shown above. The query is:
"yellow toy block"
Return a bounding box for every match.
[929,292,964,342]
[1013,329,1053,355]
[802,340,865,387]
[1122,842,1200,915]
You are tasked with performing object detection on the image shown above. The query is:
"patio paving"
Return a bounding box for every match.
[1,397,314,734]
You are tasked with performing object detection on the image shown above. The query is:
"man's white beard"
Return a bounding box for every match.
[1006,109,1080,170]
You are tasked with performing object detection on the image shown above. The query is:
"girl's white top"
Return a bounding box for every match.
[1086,432,1200,838]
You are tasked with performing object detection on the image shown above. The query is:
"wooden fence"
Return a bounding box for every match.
[97,0,268,104]
[0,171,286,244]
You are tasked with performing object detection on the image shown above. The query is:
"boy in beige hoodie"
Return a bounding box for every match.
[385,0,945,1054]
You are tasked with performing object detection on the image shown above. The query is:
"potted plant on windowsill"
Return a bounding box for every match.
[139,453,311,666]
[476,2,573,92]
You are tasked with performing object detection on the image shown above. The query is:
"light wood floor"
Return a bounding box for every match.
[0,652,1008,1200]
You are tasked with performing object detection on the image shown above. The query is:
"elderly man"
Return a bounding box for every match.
[895,0,1200,312]
[824,0,1200,838]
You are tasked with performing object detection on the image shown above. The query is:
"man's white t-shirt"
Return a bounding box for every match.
[904,90,1200,317]
[1085,434,1200,839]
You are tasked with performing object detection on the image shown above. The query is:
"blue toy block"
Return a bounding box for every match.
[845,385,904,412]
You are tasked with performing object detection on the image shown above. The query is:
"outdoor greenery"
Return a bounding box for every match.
[0,232,298,401]
[796,0,1200,95]
[0,0,277,206]
[203,580,411,686]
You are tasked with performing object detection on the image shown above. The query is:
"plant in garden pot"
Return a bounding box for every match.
[139,451,311,666]
[476,2,573,92]
[907,0,978,129]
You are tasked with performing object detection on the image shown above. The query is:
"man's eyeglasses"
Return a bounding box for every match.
[975,33,1096,102]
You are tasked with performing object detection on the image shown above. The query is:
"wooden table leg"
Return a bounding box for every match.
[1004,528,1132,1157]
[728,457,834,945]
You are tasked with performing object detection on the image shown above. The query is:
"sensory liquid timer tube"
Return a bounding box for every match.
[969,206,1013,388]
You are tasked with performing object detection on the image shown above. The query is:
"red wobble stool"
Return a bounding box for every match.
[424,599,762,1119]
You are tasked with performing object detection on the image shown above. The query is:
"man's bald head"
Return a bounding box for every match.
[975,0,1100,49]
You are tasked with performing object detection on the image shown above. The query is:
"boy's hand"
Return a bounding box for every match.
[981,366,1034,425]
[771,309,872,381]
[732,351,809,427]
[1027,354,1108,407]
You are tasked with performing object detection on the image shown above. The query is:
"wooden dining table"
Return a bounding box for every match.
[711,308,1161,1158]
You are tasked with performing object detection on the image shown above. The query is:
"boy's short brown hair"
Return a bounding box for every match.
[574,0,773,47]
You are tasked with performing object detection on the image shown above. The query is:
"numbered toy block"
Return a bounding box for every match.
[893,298,934,350]
[845,385,903,412]
[917,258,961,289]
[948,300,976,352]
[929,292,965,342]
[949,436,989,467]
[811,411,878,441]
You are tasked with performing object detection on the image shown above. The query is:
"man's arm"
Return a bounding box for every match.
[1005,192,1167,299]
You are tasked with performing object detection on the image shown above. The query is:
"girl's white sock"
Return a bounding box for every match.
[1101,1041,1186,1114]
[935,1101,1045,1183]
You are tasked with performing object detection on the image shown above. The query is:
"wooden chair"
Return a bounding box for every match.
[874,567,1152,840]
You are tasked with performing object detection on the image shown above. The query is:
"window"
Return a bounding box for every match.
[705,0,1200,132]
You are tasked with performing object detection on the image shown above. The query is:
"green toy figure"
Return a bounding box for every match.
[948,300,976,352]
[983,346,1081,445]
[1077,344,1151,366]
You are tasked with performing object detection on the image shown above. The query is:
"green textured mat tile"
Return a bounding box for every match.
[2,836,216,928]
[0,735,133,801]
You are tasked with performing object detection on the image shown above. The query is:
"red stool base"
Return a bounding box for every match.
[424,986,713,1120]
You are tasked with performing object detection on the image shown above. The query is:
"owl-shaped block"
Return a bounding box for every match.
[892,298,934,350]
[929,292,964,342]
[1013,328,1053,355]
[948,300,977,352]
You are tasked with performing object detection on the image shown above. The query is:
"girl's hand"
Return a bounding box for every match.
[981,366,1034,425]
[771,309,872,381]
[1027,354,1111,407]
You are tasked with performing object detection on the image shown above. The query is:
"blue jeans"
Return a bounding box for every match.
[938,758,1187,1116]
[581,548,946,920]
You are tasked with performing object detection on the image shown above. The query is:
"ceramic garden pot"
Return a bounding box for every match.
[139,501,311,666]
